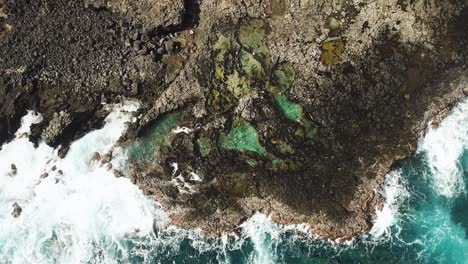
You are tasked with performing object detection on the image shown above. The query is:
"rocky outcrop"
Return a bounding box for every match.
[1,0,468,239]
[83,0,185,30]
[0,0,192,144]
[41,111,72,146]
[11,202,21,218]
[127,0,468,239]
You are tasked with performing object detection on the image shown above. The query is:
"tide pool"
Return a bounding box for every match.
[0,99,467,264]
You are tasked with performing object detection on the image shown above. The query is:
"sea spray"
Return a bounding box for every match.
[0,102,166,263]
[419,99,468,198]
[0,98,467,263]
[14,110,43,137]
[369,170,409,240]
[240,213,279,264]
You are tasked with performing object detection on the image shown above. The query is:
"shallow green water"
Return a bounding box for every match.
[116,100,468,264]
[1,100,467,264]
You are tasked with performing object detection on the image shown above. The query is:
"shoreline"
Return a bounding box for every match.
[134,69,468,241]
[1,0,468,243]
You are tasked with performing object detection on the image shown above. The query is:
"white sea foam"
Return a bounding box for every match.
[0,102,167,264]
[1,98,467,263]
[237,213,344,263]
[419,99,468,198]
[171,174,195,194]
[367,98,468,241]
[369,170,409,239]
[169,162,178,176]
[189,172,202,182]
[172,126,193,134]
[14,110,43,137]
[0,102,308,264]
[240,213,279,264]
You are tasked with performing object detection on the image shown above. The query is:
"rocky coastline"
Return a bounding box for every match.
[1,0,468,239]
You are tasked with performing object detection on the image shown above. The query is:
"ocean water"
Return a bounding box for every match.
[0,98,467,264]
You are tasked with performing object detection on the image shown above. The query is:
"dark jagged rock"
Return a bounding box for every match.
[1,0,468,239]
[83,0,185,30]
[8,163,16,176]
[126,0,468,239]
[0,0,190,148]
[11,202,22,218]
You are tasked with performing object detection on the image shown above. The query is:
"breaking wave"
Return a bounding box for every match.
[0,99,467,263]
[419,100,468,198]
[0,102,166,263]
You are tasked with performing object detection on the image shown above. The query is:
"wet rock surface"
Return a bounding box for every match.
[1,0,468,239]
[11,202,21,218]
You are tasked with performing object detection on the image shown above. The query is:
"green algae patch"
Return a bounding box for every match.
[239,19,270,59]
[214,34,232,51]
[303,120,317,140]
[267,0,288,16]
[272,62,295,91]
[320,41,345,65]
[213,35,232,80]
[196,133,212,157]
[268,157,302,171]
[128,112,182,161]
[272,140,295,154]
[271,158,283,166]
[215,53,226,80]
[329,17,341,29]
[226,70,252,98]
[246,159,258,167]
[240,50,265,79]
[221,120,266,156]
[208,88,232,113]
[274,94,304,121]
[294,127,305,138]
[264,83,281,94]
[274,95,318,140]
